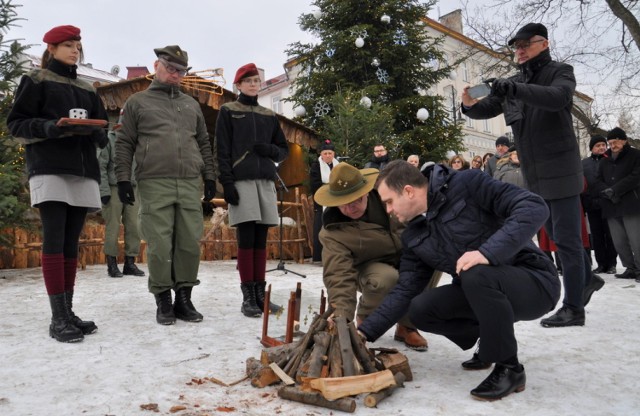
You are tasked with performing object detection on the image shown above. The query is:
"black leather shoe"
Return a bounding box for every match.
[592,266,605,274]
[605,266,617,274]
[540,307,585,327]
[470,364,526,401]
[462,353,492,370]
[583,273,605,307]
[615,269,636,279]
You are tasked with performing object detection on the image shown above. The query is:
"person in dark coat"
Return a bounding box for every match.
[357,160,560,401]
[309,139,339,263]
[7,25,108,343]
[581,135,617,274]
[461,22,600,328]
[364,144,390,170]
[593,127,640,282]
[483,136,510,178]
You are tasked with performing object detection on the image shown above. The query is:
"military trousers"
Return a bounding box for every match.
[102,185,141,257]
[137,178,203,295]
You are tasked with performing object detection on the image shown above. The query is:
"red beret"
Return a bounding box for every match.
[233,63,259,84]
[43,25,81,45]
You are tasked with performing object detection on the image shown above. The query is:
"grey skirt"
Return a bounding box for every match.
[30,174,101,212]
[228,179,279,226]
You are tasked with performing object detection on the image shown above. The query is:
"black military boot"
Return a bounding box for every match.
[174,286,203,322]
[154,290,176,325]
[106,255,123,278]
[254,281,283,313]
[48,293,84,343]
[122,256,145,276]
[240,282,262,317]
[65,291,97,335]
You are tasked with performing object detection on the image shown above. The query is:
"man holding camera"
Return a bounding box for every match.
[461,23,603,328]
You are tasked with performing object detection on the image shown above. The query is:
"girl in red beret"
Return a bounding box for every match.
[215,63,290,317]
[7,25,109,343]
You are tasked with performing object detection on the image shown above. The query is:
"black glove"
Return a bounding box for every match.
[117,181,135,205]
[253,143,274,158]
[91,129,109,148]
[600,188,620,204]
[491,78,517,98]
[223,183,240,206]
[101,195,111,205]
[43,120,63,138]
[203,180,216,202]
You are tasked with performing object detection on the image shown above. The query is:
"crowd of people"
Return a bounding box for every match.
[7,21,638,404]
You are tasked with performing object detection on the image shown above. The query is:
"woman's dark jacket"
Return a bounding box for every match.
[358,165,560,342]
[463,49,582,201]
[215,93,288,186]
[7,59,108,182]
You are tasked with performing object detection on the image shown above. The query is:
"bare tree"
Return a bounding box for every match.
[457,0,639,132]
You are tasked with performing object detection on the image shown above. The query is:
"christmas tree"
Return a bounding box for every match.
[0,0,29,246]
[287,0,464,167]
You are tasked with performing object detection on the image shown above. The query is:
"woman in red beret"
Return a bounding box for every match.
[7,25,109,343]
[215,63,289,317]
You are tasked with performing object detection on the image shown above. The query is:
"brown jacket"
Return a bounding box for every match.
[319,190,402,319]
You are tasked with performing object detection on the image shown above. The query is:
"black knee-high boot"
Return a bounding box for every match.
[49,293,84,343]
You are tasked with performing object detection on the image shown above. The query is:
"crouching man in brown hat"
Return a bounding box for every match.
[314,162,429,351]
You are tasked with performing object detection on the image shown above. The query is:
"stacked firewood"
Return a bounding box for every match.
[246,305,412,413]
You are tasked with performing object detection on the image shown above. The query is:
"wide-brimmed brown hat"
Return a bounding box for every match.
[314,163,379,207]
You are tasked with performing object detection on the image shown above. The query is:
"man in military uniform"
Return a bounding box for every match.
[115,45,216,325]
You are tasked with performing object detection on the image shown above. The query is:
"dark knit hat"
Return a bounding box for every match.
[154,45,190,70]
[233,63,260,84]
[589,135,607,150]
[43,25,81,44]
[320,139,335,152]
[607,127,627,141]
[508,23,548,46]
[495,136,510,147]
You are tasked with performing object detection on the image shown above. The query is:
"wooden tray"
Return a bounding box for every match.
[56,118,107,127]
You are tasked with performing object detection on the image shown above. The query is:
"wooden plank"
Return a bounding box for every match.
[364,372,406,408]
[335,316,356,377]
[307,369,397,401]
[269,362,295,386]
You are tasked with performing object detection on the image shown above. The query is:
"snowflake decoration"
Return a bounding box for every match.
[300,92,313,101]
[394,29,408,46]
[314,101,331,117]
[349,29,368,39]
[376,68,390,84]
[325,48,335,58]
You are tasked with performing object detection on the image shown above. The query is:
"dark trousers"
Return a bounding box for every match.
[544,196,591,310]
[408,265,553,363]
[586,209,617,269]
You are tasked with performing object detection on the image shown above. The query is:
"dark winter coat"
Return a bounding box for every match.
[594,144,640,218]
[358,165,560,342]
[7,59,108,182]
[581,153,607,212]
[463,49,582,200]
[215,93,288,186]
[364,154,390,171]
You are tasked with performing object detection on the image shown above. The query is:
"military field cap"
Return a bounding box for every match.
[607,127,627,141]
[154,45,190,71]
[314,163,379,207]
[508,23,548,46]
[233,63,260,84]
[43,25,81,44]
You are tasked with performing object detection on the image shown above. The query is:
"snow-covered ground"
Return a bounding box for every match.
[1,259,639,415]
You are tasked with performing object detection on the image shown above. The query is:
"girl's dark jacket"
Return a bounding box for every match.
[594,144,640,218]
[358,165,560,342]
[463,49,582,201]
[215,93,288,186]
[7,59,108,182]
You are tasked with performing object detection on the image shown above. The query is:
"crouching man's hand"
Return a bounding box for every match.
[456,250,489,275]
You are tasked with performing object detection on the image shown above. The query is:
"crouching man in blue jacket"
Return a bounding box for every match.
[357,160,560,401]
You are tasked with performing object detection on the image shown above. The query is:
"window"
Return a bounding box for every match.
[465,115,474,128]
[462,61,469,82]
[271,95,283,114]
[483,119,491,133]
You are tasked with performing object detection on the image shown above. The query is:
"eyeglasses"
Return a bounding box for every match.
[452,160,462,164]
[341,195,365,209]
[373,149,386,154]
[160,59,187,76]
[513,39,545,51]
